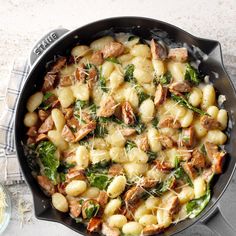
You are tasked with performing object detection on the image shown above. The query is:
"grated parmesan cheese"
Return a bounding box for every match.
[0,186,7,224]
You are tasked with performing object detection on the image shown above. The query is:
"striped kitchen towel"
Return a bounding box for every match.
[0,59,29,185]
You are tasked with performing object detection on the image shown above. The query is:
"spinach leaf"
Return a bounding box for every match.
[105,57,120,64]
[171,93,208,116]
[174,167,193,187]
[185,63,201,85]
[124,64,135,82]
[159,175,176,193]
[132,118,146,134]
[88,173,111,190]
[37,141,59,183]
[99,67,108,92]
[85,201,100,219]
[159,72,172,85]
[186,188,211,218]
[87,160,111,174]
[41,92,54,110]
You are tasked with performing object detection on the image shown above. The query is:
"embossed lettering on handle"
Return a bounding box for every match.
[33,32,58,56]
[29,28,69,67]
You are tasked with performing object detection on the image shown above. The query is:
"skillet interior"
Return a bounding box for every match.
[15,17,236,236]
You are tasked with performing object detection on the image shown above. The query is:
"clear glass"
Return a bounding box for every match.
[0,184,11,234]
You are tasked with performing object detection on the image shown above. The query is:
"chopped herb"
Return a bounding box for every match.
[124,64,135,82]
[186,188,211,218]
[84,201,100,219]
[174,167,193,187]
[99,67,108,92]
[36,141,59,183]
[79,199,84,205]
[74,99,88,110]
[85,63,94,70]
[185,63,201,85]
[171,93,208,116]
[125,140,137,152]
[105,57,120,64]
[159,72,172,85]
[41,92,54,110]
[59,173,66,182]
[74,113,86,124]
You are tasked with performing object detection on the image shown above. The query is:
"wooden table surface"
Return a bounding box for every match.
[0,0,236,235]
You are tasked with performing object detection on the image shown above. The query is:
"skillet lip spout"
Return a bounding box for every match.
[14,16,236,236]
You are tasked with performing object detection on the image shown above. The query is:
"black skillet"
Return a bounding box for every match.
[14,17,236,235]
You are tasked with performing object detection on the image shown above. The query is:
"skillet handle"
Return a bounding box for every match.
[200,207,235,235]
[28,28,69,67]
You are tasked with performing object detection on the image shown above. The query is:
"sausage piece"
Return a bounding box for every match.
[135,134,149,151]
[150,39,167,60]
[38,115,54,134]
[169,82,191,93]
[121,101,135,125]
[181,126,195,147]
[158,116,181,129]
[90,50,104,66]
[154,84,167,107]
[102,41,125,58]
[61,124,75,142]
[191,149,206,169]
[200,115,221,130]
[74,121,96,142]
[37,175,55,195]
[168,48,188,62]
[97,96,117,117]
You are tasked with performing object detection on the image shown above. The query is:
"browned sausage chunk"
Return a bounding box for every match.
[158,116,181,129]
[200,115,221,130]
[50,57,67,73]
[75,64,86,81]
[42,73,57,92]
[159,135,175,149]
[119,128,136,137]
[191,149,206,169]
[135,134,149,151]
[36,133,48,143]
[124,186,145,205]
[154,160,173,172]
[66,169,86,182]
[181,162,197,180]
[169,82,191,93]
[97,191,109,208]
[27,126,37,137]
[38,115,54,134]
[61,124,75,142]
[60,75,72,87]
[181,126,195,147]
[87,217,102,232]
[67,197,82,218]
[121,101,135,125]
[154,84,167,107]
[90,50,104,66]
[143,224,165,235]
[37,175,55,195]
[102,42,125,58]
[74,121,96,142]
[150,39,167,60]
[168,48,188,62]
[167,196,180,216]
[38,109,49,121]
[97,96,117,117]
[108,164,124,176]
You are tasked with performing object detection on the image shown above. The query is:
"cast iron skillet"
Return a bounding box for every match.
[14,17,236,235]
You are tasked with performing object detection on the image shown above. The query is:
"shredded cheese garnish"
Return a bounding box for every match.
[0,186,7,224]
